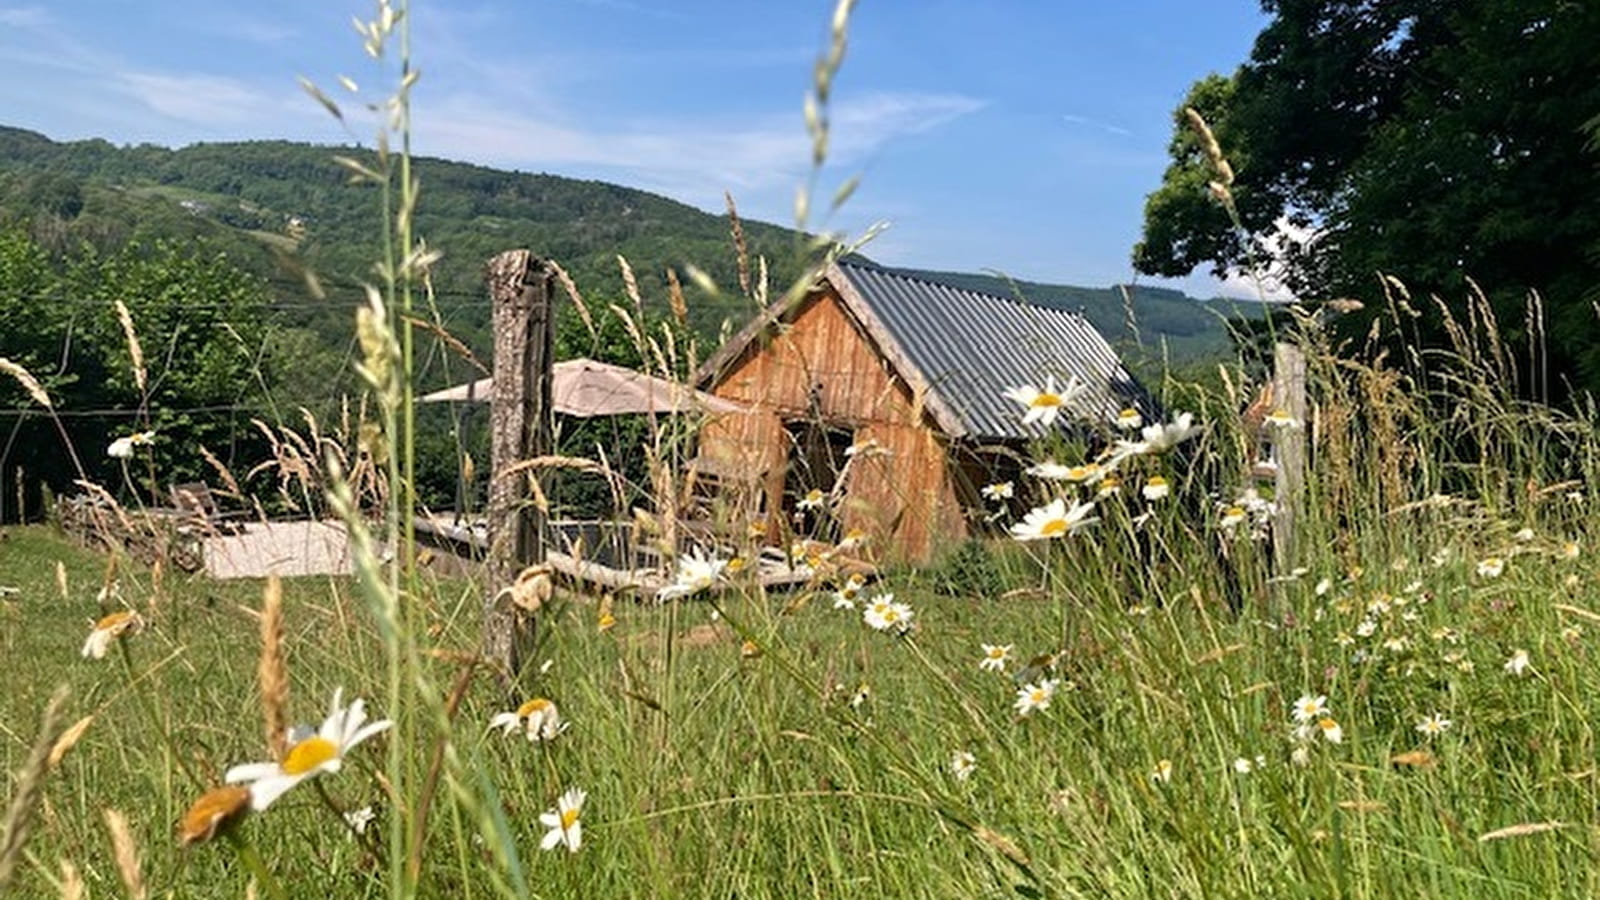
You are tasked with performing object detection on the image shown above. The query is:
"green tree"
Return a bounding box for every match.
[1135,0,1600,395]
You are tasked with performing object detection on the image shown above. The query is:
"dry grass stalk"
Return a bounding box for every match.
[47,716,94,769]
[666,267,689,328]
[258,575,289,760]
[57,858,83,900]
[54,561,68,603]
[0,357,52,409]
[0,684,70,892]
[113,301,146,394]
[725,190,751,299]
[1478,821,1564,842]
[618,254,643,314]
[547,259,595,340]
[102,808,146,900]
[197,444,244,499]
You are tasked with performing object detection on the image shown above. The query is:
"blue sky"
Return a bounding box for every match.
[0,0,1271,298]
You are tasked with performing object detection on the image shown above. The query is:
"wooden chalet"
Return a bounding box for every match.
[692,260,1156,564]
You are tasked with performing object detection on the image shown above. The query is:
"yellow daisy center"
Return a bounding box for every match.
[882,609,900,623]
[516,698,553,718]
[282,736,339,775]
[1319,718,1337,731]
[1040,518,1069,537]
[1032,392,1062,408]
[560,807,580,830]
[1029,689,1046,703]
[987,648,1005,659]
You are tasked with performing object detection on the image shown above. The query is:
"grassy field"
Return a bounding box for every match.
[3,410,1599,900]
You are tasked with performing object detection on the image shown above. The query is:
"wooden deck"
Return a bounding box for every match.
[414,515,819,600]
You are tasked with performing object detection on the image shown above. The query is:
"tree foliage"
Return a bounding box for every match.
[1136,0,1600,395]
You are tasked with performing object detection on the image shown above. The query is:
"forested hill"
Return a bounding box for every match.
[0,124,1258,368]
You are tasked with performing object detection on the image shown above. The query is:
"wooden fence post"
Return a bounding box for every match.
[482,250,555,686]
[1272,341,1307,577]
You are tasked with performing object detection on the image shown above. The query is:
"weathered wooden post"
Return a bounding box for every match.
[483,250,555,685]
[1272,341,1307,576]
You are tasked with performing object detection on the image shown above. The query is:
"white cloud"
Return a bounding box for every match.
[116,72,280,125]
[0,5,51,28]
[413,90,984,205]
[1061,113,1132,137]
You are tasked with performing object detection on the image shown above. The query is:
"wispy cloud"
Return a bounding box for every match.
[1062,113,1132,137]
[115,72,295,127]
[415,90,984,205]
[0,5,51,28]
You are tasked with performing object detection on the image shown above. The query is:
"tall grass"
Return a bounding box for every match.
[2,2,1599,898]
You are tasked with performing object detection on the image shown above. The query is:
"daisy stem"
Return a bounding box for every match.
[224,831,288,900]
[115,638,203,791]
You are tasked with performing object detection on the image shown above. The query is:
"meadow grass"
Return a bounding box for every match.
[5,1,1600,896]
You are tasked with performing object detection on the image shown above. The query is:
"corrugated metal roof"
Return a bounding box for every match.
[833,261,1157,441]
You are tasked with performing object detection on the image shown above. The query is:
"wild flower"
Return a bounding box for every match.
[489,698,567,742]
[1291,694,1328,723]
[849,683,870,709]
[978,643,1013,673]
[1063,463,1104,484]
[225,689,392,811]
[1014,678,1059,717]
[1095,475,1123,499]
[1316,717,1343,744]
[1232,755,1266,774]
[1476,557,1505,578]
[1504,649,1530,677]
[1356,619,1378,638]
[863,594,913,633]
[1025,461,1074,480]
[1114,407,1143,430]
[1142,476,1170,501]
[797,488,826,511]
[1415,713,1452,738]
[1560,541,1580,560]
[1010,498,1097,541]
[981,481,1014,501]
[1003,374,1085,427]
[949,750,976,781]
[539,787,586,853]
[81,610,143,659]
[1263,409,1301,430]
[107,430,155,459]
[344,806,376,835]
[1140,412,1201,453]
[1290,746,1311,767]
[1219,505,1247,534]
[597,612,617,633]
[657,547,728,601]
[1150,759,1173,783]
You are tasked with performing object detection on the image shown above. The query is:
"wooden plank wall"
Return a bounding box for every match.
[699,287,970,563]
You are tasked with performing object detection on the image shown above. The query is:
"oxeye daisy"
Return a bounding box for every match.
[1476,556,1505,578]
[1009,498,1097,541]
[488,697,567,742]
[107,430,155,459]
[656,547,728,602]
[981,481,1015,501]
[1415,713,1452,738]
[1263,409,1301,430]
[81,610,142,659]
[1291,694,1328,723]
[1504,649,1530,676]
[1150,759,1173,783]
[1014,678,1059,717]
[949,750,976,781]
[1114,407,1143,430]
[1003,375,1085,428]
[978,643,1013,673]
[1142,476,1170,501]
[797,488,826,511]
[224,688,392,811]
[539,788,586,853]
[1025,461,1073,480]
[1140,412,1201,453]
[862,594,913,633]
[1317,717,1343,744]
